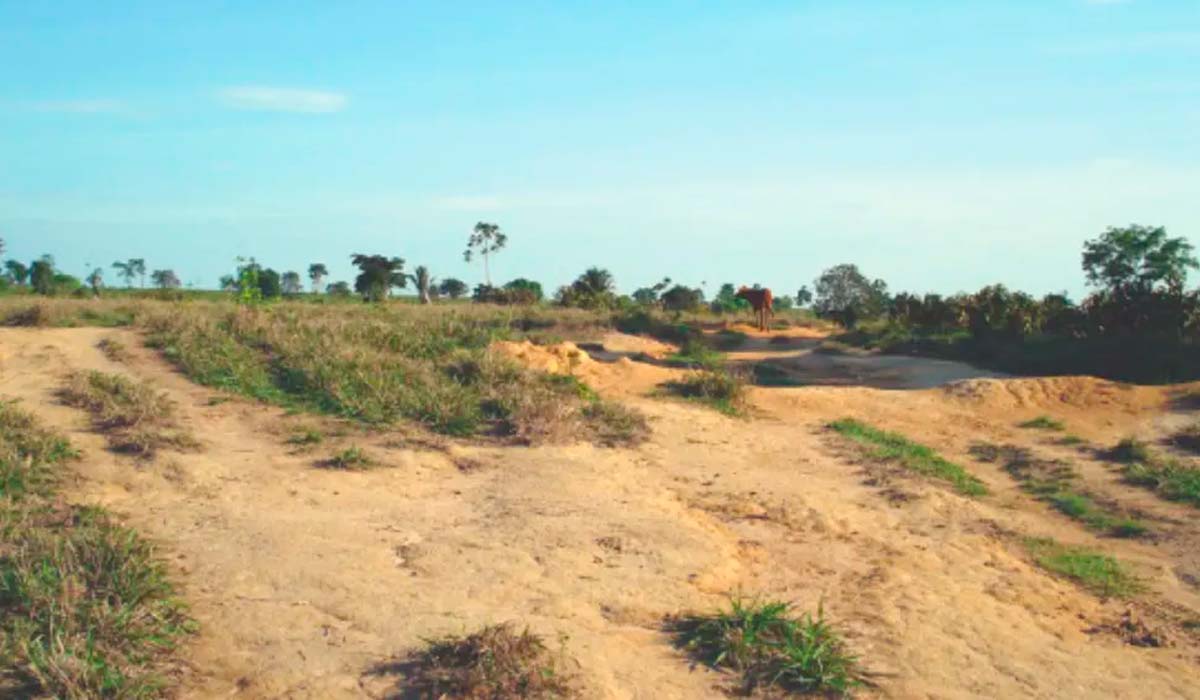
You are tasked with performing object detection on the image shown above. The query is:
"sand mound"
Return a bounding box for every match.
[942,376,1165,412]
[597,331,675,358]
[492,340,682,397]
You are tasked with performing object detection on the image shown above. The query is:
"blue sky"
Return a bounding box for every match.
[1,1,1197,298]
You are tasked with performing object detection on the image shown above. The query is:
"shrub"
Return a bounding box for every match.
[376,624,578,699]
[664,368,747,415]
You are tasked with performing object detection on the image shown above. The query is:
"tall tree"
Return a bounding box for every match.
[131,258,147,288]
[151,269,182,289]
[350,254,406,302]
[308,263,328,293]
[30,258,54,295]
[86,268,104,296]
[258,268,282,299]
[408,266,436,304]
[813,264,889,328]
[111,260,135,288]
[463,221,507,286]
[4,260,29,285]
[1082,225,1198,296]
[438,278,468,299]
[281,271,303,295]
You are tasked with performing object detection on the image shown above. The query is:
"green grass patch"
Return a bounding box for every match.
[1018,415,1065,431]
[970,442,1147,537]
[323,446,374,470]
[830,418,987,497]
[670,597,860,696]
[286,428,325,447]
[1109,438,1200,508]
[0,402,192,697]
[666,338,726,370]
[1023,537,1142,598]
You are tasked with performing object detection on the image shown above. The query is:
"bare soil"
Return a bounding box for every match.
[2,327,1198,698]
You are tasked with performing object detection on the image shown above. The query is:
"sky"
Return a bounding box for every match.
[1,1,1197,298]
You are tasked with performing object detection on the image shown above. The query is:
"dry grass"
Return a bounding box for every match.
[0,402,191,698]
[370,623,579,699]
[59,371,196,456]
[96,337,131,363]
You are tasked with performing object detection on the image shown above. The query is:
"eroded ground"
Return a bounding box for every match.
[2,326,1198,698]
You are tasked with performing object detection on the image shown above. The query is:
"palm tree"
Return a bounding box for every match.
[308,263,328,293]
[408,265,436,304]
[131,258,147,288]
[112,260,135,287]
[574,267,615,296]
[86,268,104,296]
[463,222,507,286]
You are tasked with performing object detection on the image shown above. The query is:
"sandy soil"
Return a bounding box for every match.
[2,328,1198,699]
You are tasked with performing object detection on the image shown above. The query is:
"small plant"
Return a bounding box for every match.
[581,400,650,447]
[830,418,987,497]
[1023,537,1142,598]
[59,371,196,456]
[664,368,747,416]
[378,623,577,699]
[287,428,325,447]
[1018,415,1065,431]
[670,597,860,696]
[667,337,726,369]
[324,446,373,470]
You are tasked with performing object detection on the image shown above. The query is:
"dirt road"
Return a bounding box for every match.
[2,327,1197,698]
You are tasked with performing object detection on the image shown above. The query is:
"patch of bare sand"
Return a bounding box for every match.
[492,338,682,397]
[2,328,1198,699]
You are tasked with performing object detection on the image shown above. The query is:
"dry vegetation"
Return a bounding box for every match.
[59,370,196,456]
[370,624,579,699]
[0,401,190,698]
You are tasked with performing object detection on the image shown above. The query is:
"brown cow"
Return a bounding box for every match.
[735,286,774,331]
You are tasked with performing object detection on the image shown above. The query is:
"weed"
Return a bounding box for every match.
[667,338,726,369]
[1056,434,1086,447]
[1023,537,1142,598]
[375,623,578,699]
[0,403,191,698]
[59,371,196,457]
[670,597,860,696]
[830,419,987,496]
[324,446,373,470]
[1018,415,1065,431]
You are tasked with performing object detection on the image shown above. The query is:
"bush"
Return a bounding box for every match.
[664,368,747,415]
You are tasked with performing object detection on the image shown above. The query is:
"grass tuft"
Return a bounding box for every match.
[323,446,373,470]
[96,338,131,363]
[1023,537,1142,598]
[375,623,578,699]
[286,428,325,447]
[830,418,987,496]
[0,402,191,698]
[670,598,860,696]
[1018,415,1065,431]
[664,368,748,416]
[59,371,197,457]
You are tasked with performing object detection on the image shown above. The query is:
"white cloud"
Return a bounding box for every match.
[217,86,347,113]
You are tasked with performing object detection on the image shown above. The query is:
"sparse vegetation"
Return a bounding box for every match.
[323,445,373,470]
[59,371,196,456]
[1023,537,1142,598]
[286,428,325,447]
[670,598,860,696]
[970,442,1147,537]
[830,418,987,496]
[1116,445,1200,509]
[0,401,191,698]
[374,623,578,699]
[1018,415,1065,431]
[664,368,747,416]
[97,337,130,362]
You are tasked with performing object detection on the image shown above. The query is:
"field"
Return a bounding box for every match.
[2,296,1200,698]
